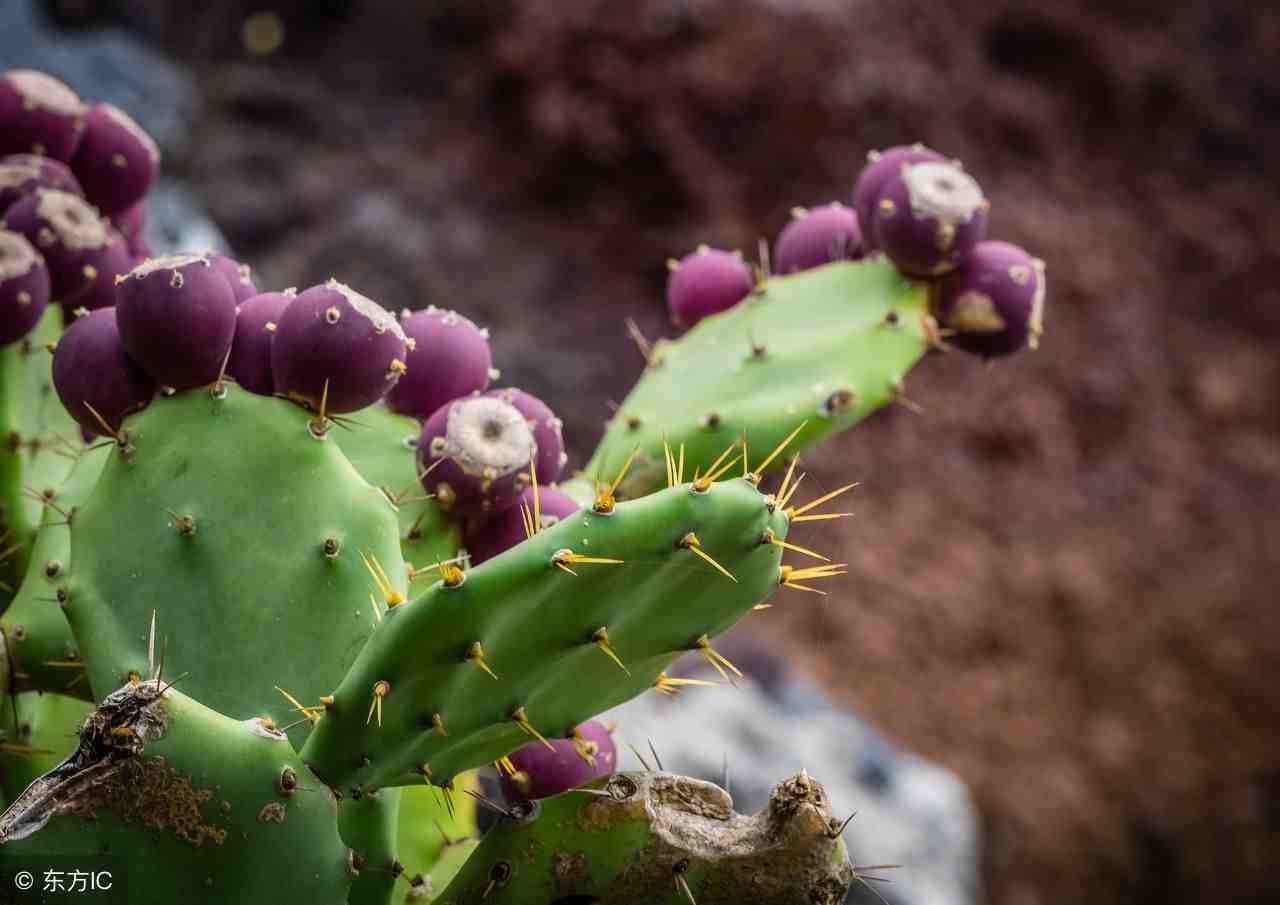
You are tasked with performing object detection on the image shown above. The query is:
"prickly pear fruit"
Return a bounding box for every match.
[0,229,50,344]
[226,289,292,395]
[52,307,154,434]
[465,483,579,565]
[852,143,944,250]
[386,306,493,421]
[110,199,144,241]
[873,158,988,276]
[209,252,258,304]
[417,392,538,516]
[0,154,82,213]
[666,245,753,329]
[0,70,85,162]
[437,770,855,904]
[0,680,354,905]
[497,387,565,484]
[271,279,407,414]
[69,103,160,216]
[934,239,1047,357]
[499,719,616,801]
[773,202,862,273]
[2,188,126,303]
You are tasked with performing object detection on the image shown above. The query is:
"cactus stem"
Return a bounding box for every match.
[695,634,743,685]
[465,641,499,680]
[590,627,630,675]
[275,686,323,723]
[593,446,640,513]
[679,532,737,582]
[512,706,555,751]
[785,482,858,520]
[360,551,405,607]
[366,680,390,727]
[749,421,808,484]
[762,527,829,562]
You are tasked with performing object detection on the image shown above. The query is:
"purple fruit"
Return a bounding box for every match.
[208,253,258,305]
[64,228,132,313]
[0,230,51,345]
[466,484,581,565]
[127,235,152,262]
[69,103,160,217]
[773,202,862,274]
[2,188,118,302]
[852,143,945,252]
[665,245,753,329]
[490,387,565,484]
[0,154,82,214]
[271,279,407,414]
[227,290,294,395]
[0,70,86,162]
[115,253,239,389]
[873,159,989,277]
[933,240,1046,358]
[52,307,155,434]
[110,200,145,242]
[417,393,538,516]
[385,306,493,421]
[500,720,617,802]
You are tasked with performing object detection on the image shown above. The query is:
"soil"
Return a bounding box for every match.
[54,0,1280,902]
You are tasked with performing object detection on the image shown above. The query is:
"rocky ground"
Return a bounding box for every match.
[14,1,1280,903]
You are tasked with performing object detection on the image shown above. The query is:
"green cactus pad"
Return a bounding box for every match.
[0,307,81,598]
[397,772,478,880]
[0,681,352,905]
[333,405,462,596]
[300,476,787,791]
[569,258,930,502]
[62,384,406,743]
[0,692,94,803]
[341,787,403,905]
[435,770,853,904]
[0,444,109,698]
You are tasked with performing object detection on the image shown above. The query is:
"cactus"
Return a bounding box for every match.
[0,67,1047,904]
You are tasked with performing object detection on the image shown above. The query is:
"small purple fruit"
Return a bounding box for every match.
[665,245,753,329]
[466,484,581,565]
[64,228,132,313]
[69,103,160,217]
[2,188,118,302]
[115,253,239,389]
[490,387,565,484]
[933,240,1046,358]
[208,253,258,305]
[0,230,51,345]
[110,201,145,242]
[385,306,493,421]
[0,154,82,213]
[418,393,537,516]
[227,290,294,395]
[271,279,407,414]
[873,159,989,277]
[0,70,86,162]
[773,202,862,274]
[52,307,155,434]
[499,720,617,802]
[852,143,945,252]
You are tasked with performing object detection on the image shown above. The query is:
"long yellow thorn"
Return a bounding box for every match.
[677,444,685,484]
[750,421,808,482]
[520,501,535,541]
[696,634,743,684]
[693,440,739,491]
[276,686,322,722]
[552,549,624,575]
[680,533,736,582]
[465,641,499,680]
[791,512,854,523]
[787,482,860,518]
[495,756,517,777]
[361,551,405,606]
[512,706,555,751]
[594,446,640,513]
[591,627,630,675]
[432,713,448,736]
[775,454,800,506]
[529,455,542,534]
[654,673,718,696]
[763,528,829,562]
[663,435,675,489]
[366,680,389,727]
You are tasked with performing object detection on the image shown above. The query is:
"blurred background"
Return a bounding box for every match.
[6,1,1279,903]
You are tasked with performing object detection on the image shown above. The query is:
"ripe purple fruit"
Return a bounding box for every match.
[665,245,753,329]
[466,484,581,565]
[385,306,493,421]
[110,200,145,242]
[491,387,565,484]
[70,103,160,216]
[499,720,617,802]
[0,70,85,162]
[418,393,537,516]
[64,228,131,312]
[0,230,51,345]
[773,202,862,274]
[271,279,407,414]
[115,254,239,389]
[208,253,258,305]
[2,188,120,302]
[52,307,155,434]
[0,154,82,214]
[852,143,945,252]
[873,159,989,277]
[933,240,1046,358]
[226,290,293,395]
